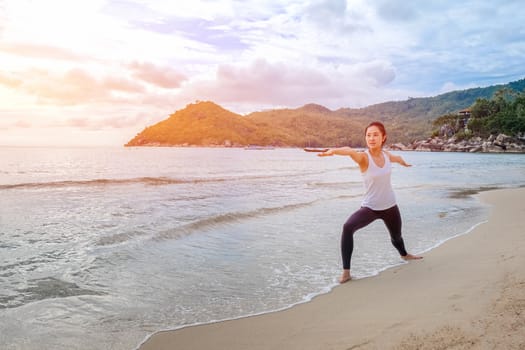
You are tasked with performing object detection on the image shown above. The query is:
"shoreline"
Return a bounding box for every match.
[123,143,525,154]
[137,187,525,350]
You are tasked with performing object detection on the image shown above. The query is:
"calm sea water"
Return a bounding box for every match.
[1,147,524,350]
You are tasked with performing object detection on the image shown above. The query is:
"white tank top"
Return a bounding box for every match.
[361,150,396,210]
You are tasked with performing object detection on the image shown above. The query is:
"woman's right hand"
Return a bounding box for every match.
[318,149,333,157]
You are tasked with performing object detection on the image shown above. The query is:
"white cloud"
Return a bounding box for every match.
[127,61,188,89]
[175,58,400,112]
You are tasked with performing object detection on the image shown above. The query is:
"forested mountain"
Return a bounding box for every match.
[337,78,525,144]
[125,78,525,147]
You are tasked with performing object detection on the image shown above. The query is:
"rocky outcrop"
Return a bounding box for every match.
[389,134,525,153]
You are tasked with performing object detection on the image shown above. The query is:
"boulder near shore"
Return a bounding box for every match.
[389,133,525,153]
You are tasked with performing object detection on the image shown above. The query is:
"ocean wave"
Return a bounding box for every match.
[0,255,55,273]
[0,177,219,190]
[336,166,359,171]
[1,175,296,190]
[334,193,362,200]
[307,180,361,188]
[0,171,324,191]
[96,230,149,246]
[154,193,366,241]
[0,277,104,309]
[96,194,364,246]
[155,200,320,241]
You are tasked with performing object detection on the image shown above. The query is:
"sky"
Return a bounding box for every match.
[1,0,524,146]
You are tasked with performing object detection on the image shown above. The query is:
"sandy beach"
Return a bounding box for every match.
[138,188,525,350]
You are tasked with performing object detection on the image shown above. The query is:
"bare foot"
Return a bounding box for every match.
[339,270,352,284]
[402,253,423,261]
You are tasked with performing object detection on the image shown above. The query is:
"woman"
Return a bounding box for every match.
[319,121,422,283]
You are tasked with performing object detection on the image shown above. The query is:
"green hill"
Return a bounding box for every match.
[337,78,525,144]
[125,78,525,147]
[126,101,275,146]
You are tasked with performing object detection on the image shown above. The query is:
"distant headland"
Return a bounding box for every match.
[126,78,525,153]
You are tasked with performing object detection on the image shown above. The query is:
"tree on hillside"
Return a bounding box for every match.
[433,88,525,139]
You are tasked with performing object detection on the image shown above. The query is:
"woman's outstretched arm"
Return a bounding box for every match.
[385,151,412,167]
[318,147,367,171]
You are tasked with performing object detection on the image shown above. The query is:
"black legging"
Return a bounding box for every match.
[341,205,408,269]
